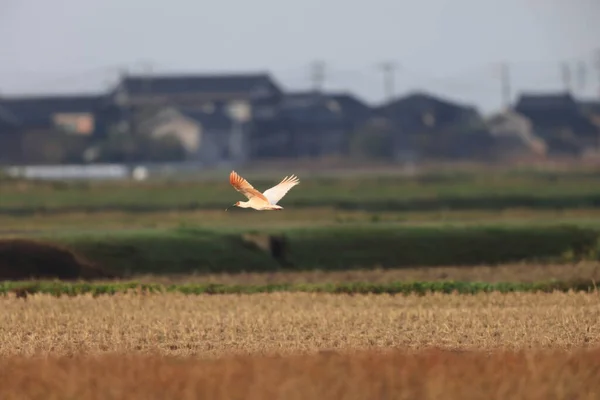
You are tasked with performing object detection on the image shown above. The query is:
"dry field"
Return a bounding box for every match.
[2,291,600,398]
[1,348,600,399]
[1,291,600,357]
[133,262,600,285]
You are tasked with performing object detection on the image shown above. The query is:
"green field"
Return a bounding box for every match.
[2,164,600,286]
[3,167,600,215]
[1,224,596,276]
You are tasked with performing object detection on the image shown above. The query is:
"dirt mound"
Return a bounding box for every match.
[241,233,292,267]
[0,239,116,281]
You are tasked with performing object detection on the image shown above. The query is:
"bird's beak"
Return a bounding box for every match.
[225,204,234,211]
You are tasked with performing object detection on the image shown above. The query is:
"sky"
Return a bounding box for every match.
[0,0,599,114]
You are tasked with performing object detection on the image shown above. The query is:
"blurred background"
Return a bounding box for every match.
[1,0,600,283]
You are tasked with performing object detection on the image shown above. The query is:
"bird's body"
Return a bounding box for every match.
[227,170,300,211]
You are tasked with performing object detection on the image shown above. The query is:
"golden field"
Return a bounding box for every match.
[2,291,600,357]
[133,262,600,285]
[2,291,600,398]
[1,348,600,400]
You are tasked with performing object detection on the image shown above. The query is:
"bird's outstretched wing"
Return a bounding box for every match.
[229,171,269,202]
[262,174,300,205]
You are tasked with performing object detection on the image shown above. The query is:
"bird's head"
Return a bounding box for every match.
[226,201,241,211]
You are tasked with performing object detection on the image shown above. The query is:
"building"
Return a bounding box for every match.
[376,91,482,133]
[372,91,491,160]
[277,91,348,158]
[485,109,548,159]
[0,94,105,136]
[110,71,284,120]
[323,92,373,133]
[0,94,111,164]
[515,92,599,155]
[107,72,287,163]
[0,101,22,164]
[135,106,245,166]
[579,99,600,129]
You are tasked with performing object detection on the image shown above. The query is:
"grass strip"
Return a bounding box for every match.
[1,280,597,297]
[25,224,600,275]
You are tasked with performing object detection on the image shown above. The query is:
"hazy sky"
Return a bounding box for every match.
[1,0,599,114]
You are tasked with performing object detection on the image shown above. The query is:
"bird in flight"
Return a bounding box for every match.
[226,170,300,211]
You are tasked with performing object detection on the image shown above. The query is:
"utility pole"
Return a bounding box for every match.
[576,61,586,95]
[310,60,326,92]
[141,60,154,94]
[115,67,129,107]
[561,62,572,93]
[595,49,600,100]
[499,63,511,109]
[378,61,398,102]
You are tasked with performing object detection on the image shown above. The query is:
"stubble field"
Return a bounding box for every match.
[2,291,600,357]
[2,290,600,398]
[135,262,600,285]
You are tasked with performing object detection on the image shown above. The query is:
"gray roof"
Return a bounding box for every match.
[515,92,598,134]
[516,92,577,110]
[378,91,479,114]
[119,72,283,97]
[375,91,481,129]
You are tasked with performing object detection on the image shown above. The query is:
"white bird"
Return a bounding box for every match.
[226,170,300,211]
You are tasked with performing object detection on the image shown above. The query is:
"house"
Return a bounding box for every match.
[276,91,348,158]
[323,92,373,132]
[349,116,414,162]
[514,92,599,155]
[578,99,600,155]
[0,94,105,136]
[108,72,287,162]
[0,101,22,165]
[248,91,373,160]
[0,94,112,165]
[135,106,245,166]
[579,100,600,128]
[0,102,20,133]
[375,91,483,133]
[485,109,548,159]
[110,72,284,122]
[372,91,491,160]
[2,95,108,136]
